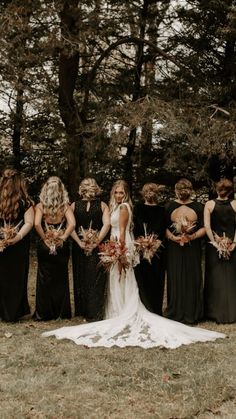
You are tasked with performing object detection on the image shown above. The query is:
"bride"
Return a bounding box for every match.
[43,180,225,348]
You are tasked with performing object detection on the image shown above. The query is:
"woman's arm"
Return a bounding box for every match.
[70,229,85,247]
[188,202,206,241]
[188,227,206,241]
[97,202,110,244]
[119,204,129,244]
[204,200,215,243]
[34,204,46,240]
[230,200,236,251]
[7,206,34,245]
[166,228,182,243]
[59,206,76,242]
[70,202,86,248]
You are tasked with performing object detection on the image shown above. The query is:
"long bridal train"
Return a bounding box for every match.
[42,203,225,348]
[42,263,225,349]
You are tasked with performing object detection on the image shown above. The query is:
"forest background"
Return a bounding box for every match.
[0,2,236,418]
[0,0,236,200]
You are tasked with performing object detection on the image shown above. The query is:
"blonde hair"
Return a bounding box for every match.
[175,178,193,202]
[39,176,69,218]
[215,178,233,198]
[141,182,164,204]
[0,168,32,221]
[109,179,132,212]
[78,178,102,200]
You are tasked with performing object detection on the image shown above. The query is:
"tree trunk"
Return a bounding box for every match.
[59,1,86,196]
[12,82,24,170]
[223,38,236,103]
[123,0,150,189]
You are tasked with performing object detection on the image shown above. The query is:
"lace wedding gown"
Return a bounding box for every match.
[43,203,225,348]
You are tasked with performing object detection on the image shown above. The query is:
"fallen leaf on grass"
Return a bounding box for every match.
[25,323,37,328]
[172,372,181,378]
[162,372,181,382]
[207,406,221,414]
[4,332,13,338]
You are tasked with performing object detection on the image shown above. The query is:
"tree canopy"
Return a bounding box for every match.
[0,0,235,197]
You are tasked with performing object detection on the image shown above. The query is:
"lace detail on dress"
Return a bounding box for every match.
[43,203,225,348]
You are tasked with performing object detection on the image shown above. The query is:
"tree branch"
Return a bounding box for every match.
[82,36,190,113]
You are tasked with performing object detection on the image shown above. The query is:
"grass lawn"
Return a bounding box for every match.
[0,254,235,418]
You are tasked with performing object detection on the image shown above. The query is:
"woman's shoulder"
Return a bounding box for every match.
[204,199,215,210]
[230,199,236,212]
[35,202,43,211]
[101,201,109,211]
[119,202,131,211]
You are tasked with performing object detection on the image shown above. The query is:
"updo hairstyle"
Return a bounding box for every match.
[175,178,193,202]
[78,178,102,200]
[141,183,164,204]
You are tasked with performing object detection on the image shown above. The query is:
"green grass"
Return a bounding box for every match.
[0,257,235,418]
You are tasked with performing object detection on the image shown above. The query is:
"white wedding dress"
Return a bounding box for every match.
[42,203,225,348]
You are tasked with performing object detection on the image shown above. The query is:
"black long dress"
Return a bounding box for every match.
[35,220,71,320]
[204,199,236,323]
[0,201,31,322]
[133,203,166,315]
[72,198,107,321]
[165,201,204,324]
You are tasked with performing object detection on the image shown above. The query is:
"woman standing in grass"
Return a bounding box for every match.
[71,178,110,321]
[34,176,75,320]
[133,183,166,315]
[165,179,205,324]
[43,180,225,348]
[0,168,34,322]
[204,178,236,323]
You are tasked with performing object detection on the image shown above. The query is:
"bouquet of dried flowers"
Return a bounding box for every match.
[135,224,162,263]
[78,221,99,256]
[98,237,130,278]
[0,220,23,252]
[210,232,232,260]
[171,216,196,246]
[44,222,65,255]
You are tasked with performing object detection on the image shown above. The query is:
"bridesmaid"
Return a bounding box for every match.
[71,178,110,321]
[133,183,166,315]
[0,168,34,322]
[34,176,75,320]
[165,179,205,324]
[204,178,236,323]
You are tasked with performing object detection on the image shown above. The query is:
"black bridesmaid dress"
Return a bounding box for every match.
[165,201,204,324]
[0,201,31,322]
[204,199,236,323]
[133,203,166,315]
[72,198,107,321]
[35,220,71,320]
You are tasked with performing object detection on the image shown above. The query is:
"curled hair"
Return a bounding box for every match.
[175,178,193,201]
[0,168,32,221]
[215,178,233,198]
[39,176,69,218]
[141,182,164,204]
[109,179,132,212]
[78,178,102,200]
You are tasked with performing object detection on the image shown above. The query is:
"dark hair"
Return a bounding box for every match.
[175,178,193,201]
[215,178,233,198]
